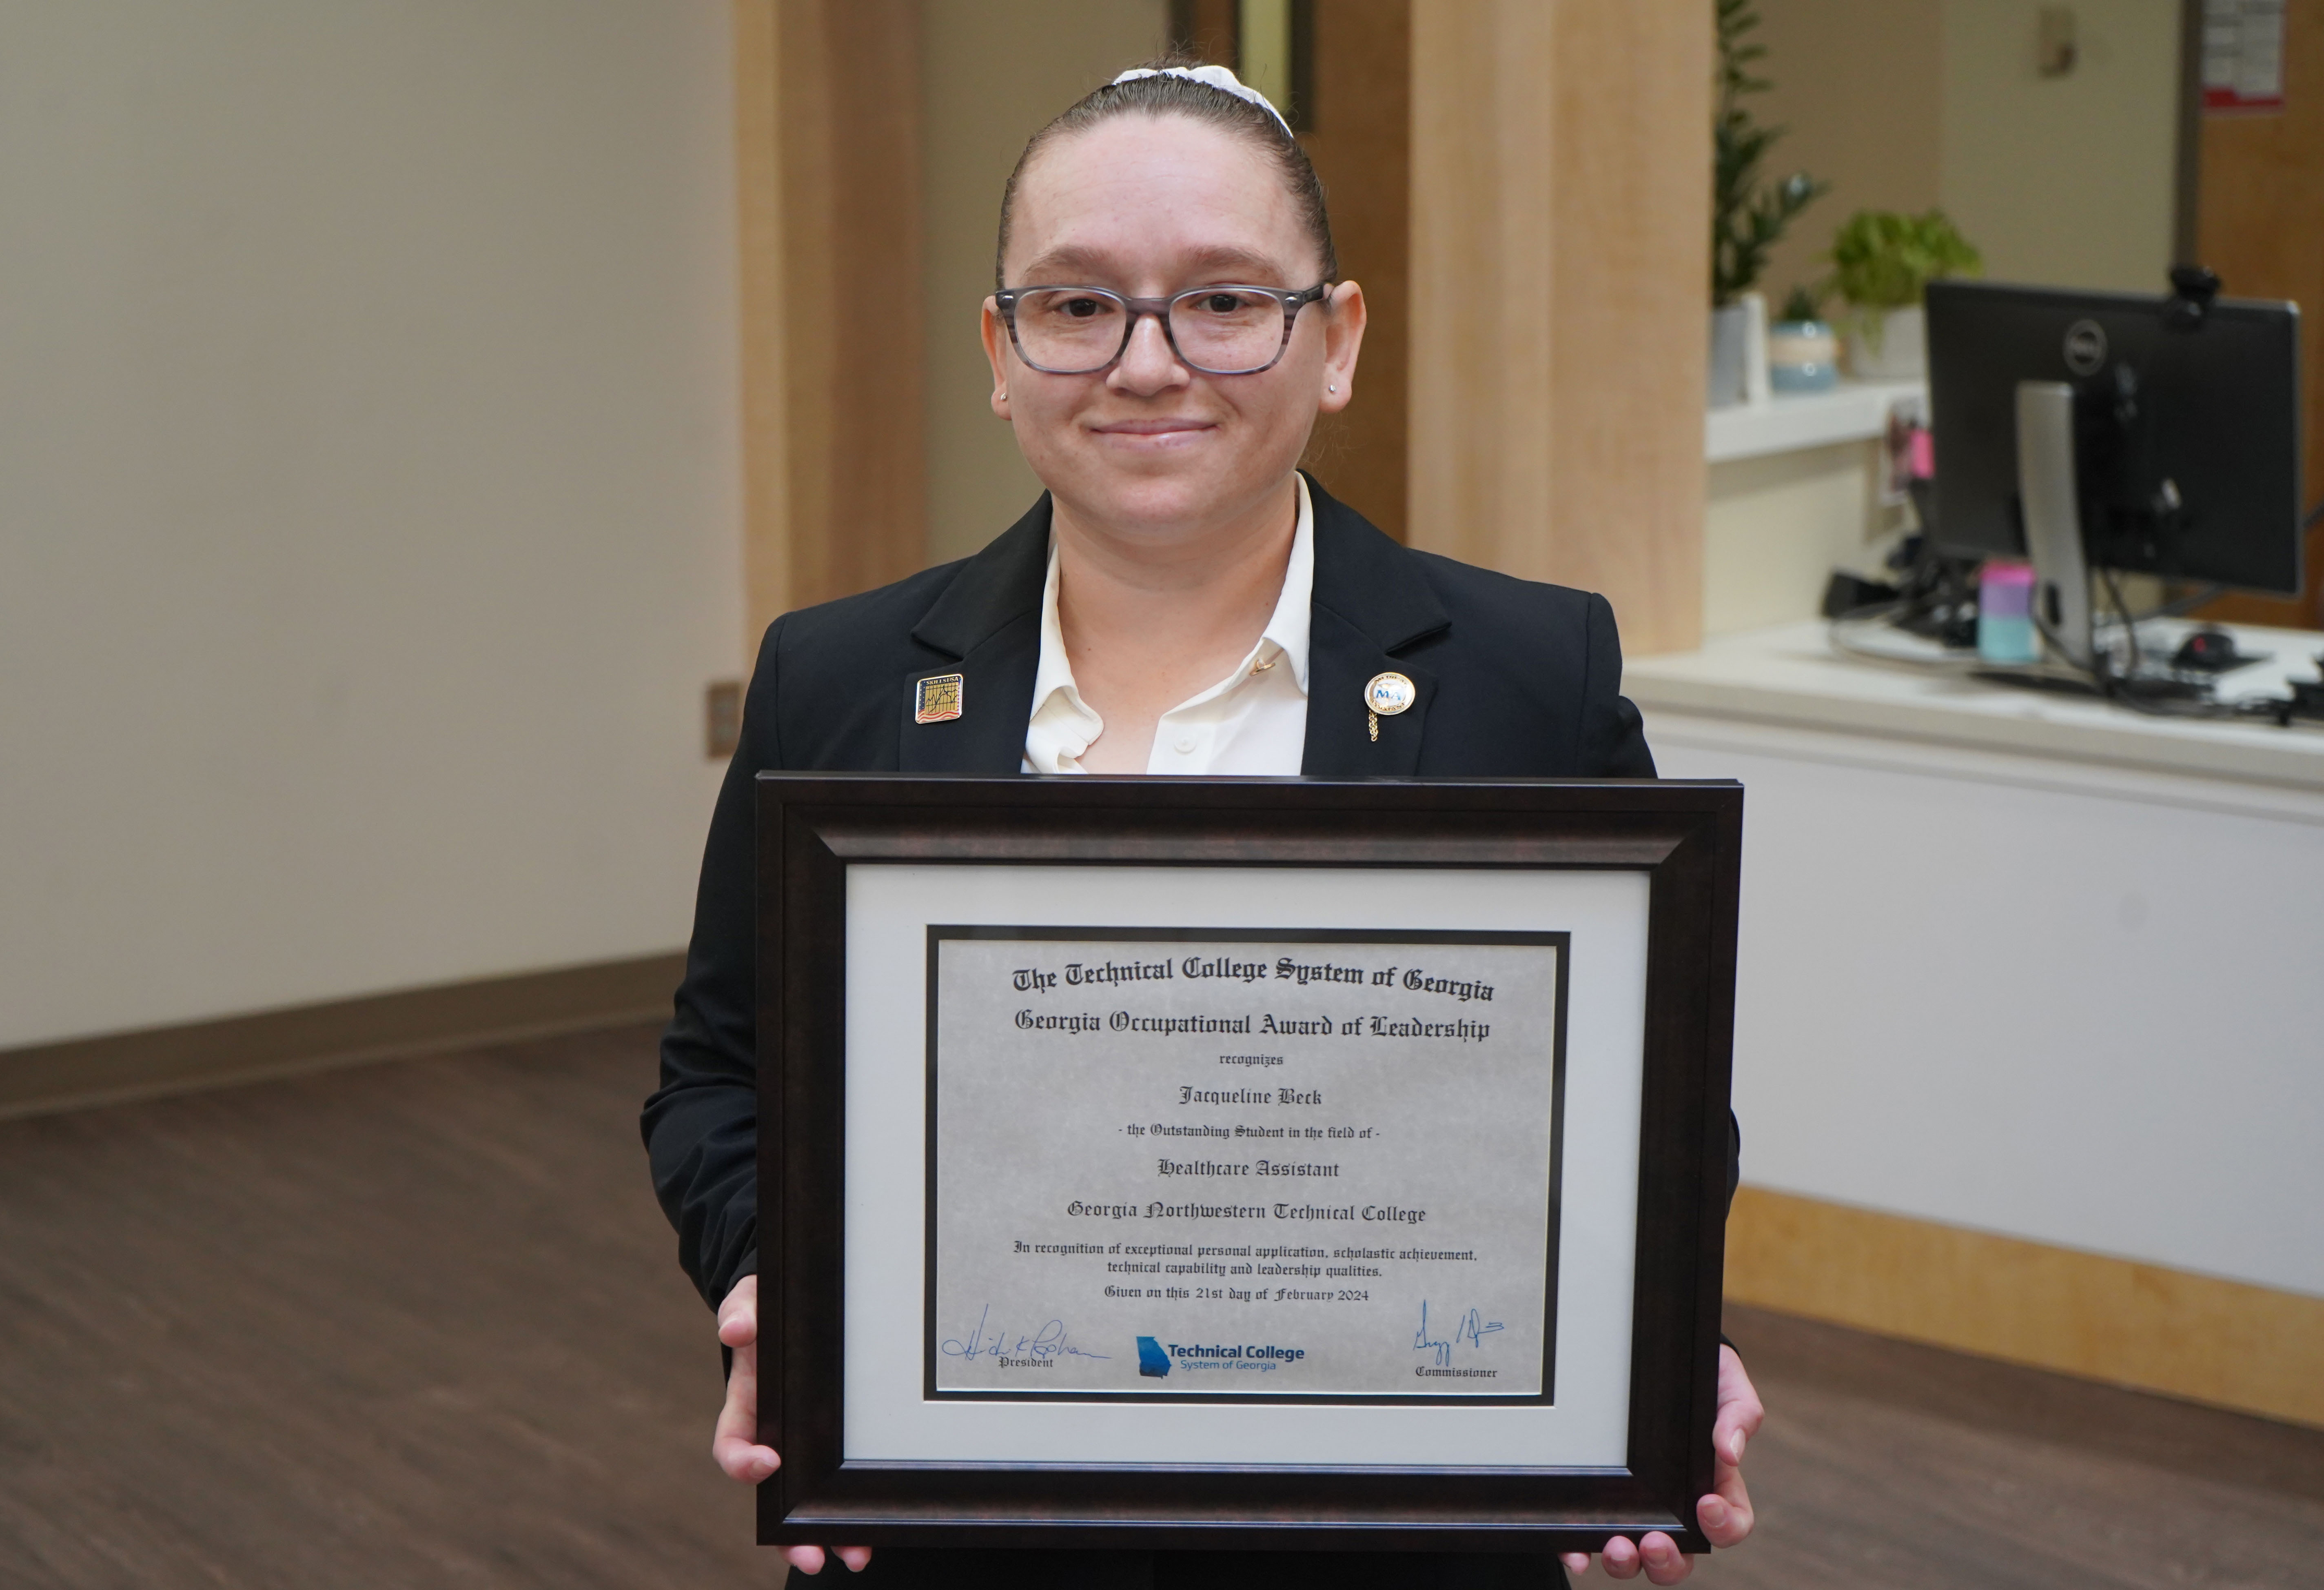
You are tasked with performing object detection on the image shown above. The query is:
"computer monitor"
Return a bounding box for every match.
[1925,278,2303,596]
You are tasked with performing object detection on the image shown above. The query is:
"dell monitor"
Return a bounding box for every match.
[1925,277,2303,598]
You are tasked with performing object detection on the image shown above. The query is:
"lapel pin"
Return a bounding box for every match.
[1364,671,1415,742]
[914,672,964,725]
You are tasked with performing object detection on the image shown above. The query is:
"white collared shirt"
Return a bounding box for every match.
[1023,476,1313,776]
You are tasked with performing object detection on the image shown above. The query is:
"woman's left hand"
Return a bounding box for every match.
[1561,1344,1762,1584]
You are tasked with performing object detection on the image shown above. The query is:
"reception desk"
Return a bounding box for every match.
[1627,619,2324,1426]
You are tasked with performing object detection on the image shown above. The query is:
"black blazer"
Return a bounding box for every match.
[643,478,1663,1312]
[642,482,1734,1586]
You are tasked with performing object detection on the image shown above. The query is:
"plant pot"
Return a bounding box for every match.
[1708,303,1750,408]
[1768,320,1839,393]
[1848,304,1926,381]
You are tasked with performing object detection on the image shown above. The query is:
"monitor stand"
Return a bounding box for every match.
[2016,380,2095,670]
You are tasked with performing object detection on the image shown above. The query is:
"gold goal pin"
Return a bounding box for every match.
[1364,671,1415,741]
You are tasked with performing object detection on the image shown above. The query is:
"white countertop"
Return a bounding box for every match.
[1705,380,1926,464]
[1626,618,2324,790]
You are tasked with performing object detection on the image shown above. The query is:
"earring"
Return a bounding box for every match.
[1328,383,1338,393]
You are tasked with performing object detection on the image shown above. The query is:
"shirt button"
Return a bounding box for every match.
[1174,735,1197,754]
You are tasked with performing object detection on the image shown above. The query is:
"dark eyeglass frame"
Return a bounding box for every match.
[993,281,1333,376]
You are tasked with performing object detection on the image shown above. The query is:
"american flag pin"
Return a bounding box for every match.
[914,672,964,724]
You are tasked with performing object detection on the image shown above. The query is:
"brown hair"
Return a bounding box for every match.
[994,57,1338,289]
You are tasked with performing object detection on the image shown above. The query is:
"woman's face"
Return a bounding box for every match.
[983,114,1364,540]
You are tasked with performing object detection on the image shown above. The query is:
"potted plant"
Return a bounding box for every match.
[1712,0,1827,407]
[1823,209,1982,380]
[1767,284,1838,393]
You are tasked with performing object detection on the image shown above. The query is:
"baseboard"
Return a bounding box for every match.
[0,952,687,1121]
[1726,1185,2324,1430]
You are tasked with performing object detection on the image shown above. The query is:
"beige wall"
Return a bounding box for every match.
[1750,0,1946,312]
[1752,0,2179,306]
[1703,444,1887,637]
[0,2,742,1048]
[1940,0,2181,293]
[919,0,1167,566]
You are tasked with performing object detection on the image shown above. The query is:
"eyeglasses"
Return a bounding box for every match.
[994,282,1332,376]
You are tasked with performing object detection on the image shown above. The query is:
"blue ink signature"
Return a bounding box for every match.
[1413,1299,1504,1368]
[940,1305,1111,1363]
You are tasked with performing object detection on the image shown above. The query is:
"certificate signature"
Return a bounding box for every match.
[940,1304,1111,1363]
[1412,1299,1504,1368]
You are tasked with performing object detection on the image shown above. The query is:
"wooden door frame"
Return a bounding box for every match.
[734,0,927,648]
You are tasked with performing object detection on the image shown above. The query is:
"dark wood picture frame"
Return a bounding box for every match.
[756,774,1742,1554]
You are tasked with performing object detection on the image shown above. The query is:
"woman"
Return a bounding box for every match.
[645,62,1759,1589]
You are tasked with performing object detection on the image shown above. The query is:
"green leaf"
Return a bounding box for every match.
[1823,208,1985,308]
[1709,0,1825,303]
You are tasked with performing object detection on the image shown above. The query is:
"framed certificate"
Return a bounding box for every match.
[756,775,1740,1554]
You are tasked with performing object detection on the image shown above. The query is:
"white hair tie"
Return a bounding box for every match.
[1110,64,1294,140]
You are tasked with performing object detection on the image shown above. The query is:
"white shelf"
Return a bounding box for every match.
[1704,379,1927,464]
[1625,617,2324,792]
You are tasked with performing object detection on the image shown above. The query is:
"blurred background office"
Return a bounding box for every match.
[1,2,2318,1586]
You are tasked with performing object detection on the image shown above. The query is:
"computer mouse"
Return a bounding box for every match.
[2173,628,2245,672]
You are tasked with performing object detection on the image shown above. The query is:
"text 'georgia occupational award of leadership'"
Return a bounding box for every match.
[926,932,1568,1401]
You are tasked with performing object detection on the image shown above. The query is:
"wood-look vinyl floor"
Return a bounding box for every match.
[0,1025,755,1589]
[0,1025,2317,1588]
[1704,1306,2324,1589]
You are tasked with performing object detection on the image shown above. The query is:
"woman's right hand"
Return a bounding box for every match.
[714,1276,873,1575]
